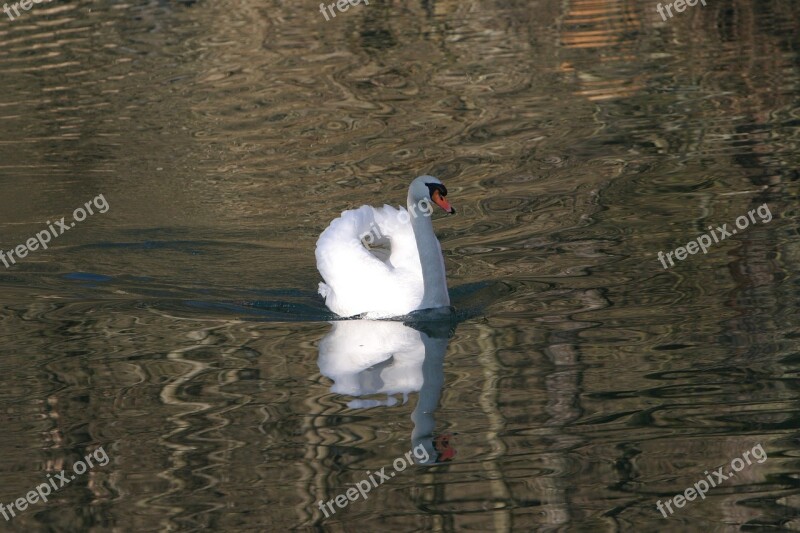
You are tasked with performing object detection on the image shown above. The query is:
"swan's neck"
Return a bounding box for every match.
[410,331,448,463]
[408,193,450,309]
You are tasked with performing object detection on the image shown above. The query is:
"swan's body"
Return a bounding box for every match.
[315,176,455,319]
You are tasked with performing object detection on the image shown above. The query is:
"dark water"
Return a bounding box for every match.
[1,0,799,530]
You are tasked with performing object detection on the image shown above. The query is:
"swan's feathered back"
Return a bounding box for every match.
[315,204,424,318]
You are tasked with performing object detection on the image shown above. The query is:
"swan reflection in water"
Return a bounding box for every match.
[317,318,456,464]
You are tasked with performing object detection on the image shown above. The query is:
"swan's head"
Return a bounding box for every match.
[410,175,455,214]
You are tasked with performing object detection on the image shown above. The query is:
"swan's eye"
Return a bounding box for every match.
[427,184,446,196]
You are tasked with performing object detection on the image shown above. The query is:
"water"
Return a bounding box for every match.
[1,0,799,530]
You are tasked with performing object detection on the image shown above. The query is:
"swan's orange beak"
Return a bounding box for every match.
[432,190,455,214]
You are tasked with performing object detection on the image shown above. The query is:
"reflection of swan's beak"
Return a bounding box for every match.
[434,433,457,462]
[431,190,455,214]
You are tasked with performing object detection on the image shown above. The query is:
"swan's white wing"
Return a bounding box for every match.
[315,205,423,317]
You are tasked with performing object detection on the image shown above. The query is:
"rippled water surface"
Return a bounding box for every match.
[1,0,800,530]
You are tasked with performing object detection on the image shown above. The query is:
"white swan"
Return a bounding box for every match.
[315,175,455,318]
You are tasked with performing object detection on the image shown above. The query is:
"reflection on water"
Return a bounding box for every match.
[0,0,799,530]
[318,319,455,464]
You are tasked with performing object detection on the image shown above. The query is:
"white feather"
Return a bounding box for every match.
[315,204,424,318]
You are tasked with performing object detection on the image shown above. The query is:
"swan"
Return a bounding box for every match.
[315,175,455,318]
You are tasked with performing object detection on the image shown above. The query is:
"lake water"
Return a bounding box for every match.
[1,0,799,530]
